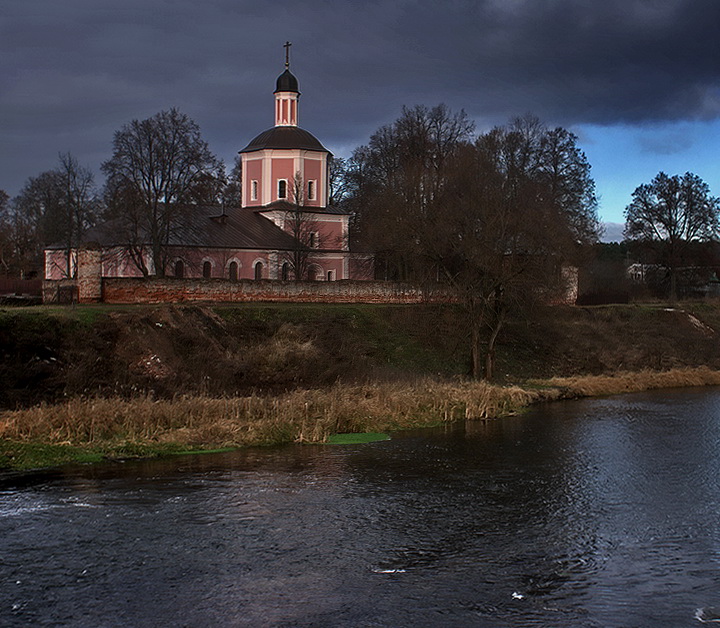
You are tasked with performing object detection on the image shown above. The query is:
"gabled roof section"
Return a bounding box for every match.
[240,126,329,154]
[172,206,299,249]
[63,205,300,251]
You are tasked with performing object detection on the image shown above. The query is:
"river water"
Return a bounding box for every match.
[3,388,720,627]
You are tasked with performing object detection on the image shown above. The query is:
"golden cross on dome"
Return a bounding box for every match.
[284,41,292,69]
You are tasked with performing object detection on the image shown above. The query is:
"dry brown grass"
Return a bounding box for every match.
[2,367,718,453]
[537,366,720,398]
[0,379,555,449]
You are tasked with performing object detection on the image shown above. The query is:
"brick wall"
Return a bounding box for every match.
[43,268,578,306]
[100,277,453,305]
[77,248,103,303]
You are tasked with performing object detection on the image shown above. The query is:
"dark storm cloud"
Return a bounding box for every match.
[2,0,719,196]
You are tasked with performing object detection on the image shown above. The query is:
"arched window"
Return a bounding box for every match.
[308,265,319,281]
[327,270,335,281]
[281,262,290,281]
[254,261,263,280]
[203,261,212,278]
[228,261,238,281]
[174,260,184,278]
[278,179,287,199]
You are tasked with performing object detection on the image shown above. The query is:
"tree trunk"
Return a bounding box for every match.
[471,321,482,380]
[484,315,504,381]
[153,242,165,277]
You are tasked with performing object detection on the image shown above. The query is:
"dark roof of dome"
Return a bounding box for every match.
[240,126,329,153]
[275,69,299,93]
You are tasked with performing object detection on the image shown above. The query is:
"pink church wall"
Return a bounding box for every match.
[166,248,272,280]
[303,159,322,207]
[314,218,345,251]
[45,250,73,280]
[305,254,344,281]
[244,159,263,207]
[271,158,295,201]
[101,247,145,277]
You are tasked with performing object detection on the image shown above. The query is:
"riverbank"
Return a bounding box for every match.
[2,366,720,470]
[3,302,720,470]
[5,302,720,409]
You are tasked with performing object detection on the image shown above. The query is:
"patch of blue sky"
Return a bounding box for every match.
[578,119,720,225]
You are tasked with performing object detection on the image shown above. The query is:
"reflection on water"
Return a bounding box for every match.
[3,388,720,626]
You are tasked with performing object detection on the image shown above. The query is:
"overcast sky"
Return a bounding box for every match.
[2,0,719,232]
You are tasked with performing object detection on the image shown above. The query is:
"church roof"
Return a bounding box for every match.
[240,126,329,153]
[173,206,299,249]
[274,69,299,93]
[71,205,300,251]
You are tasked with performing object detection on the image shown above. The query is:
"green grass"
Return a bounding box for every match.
[0,441,105,470]
[326,432,391,444]
[170,446,237,456]
[0,439,239,471]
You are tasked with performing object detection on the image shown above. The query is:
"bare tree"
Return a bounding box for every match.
[349,108,599,379]
[102,108,220,277]
[282,172,319,280]
[349,104,475,282]
[328,156,349,206]
[223,155,243,210]
[624,171,719,300]
[55,153,98,276]
[9,155,99,278]
[0,190,11,275]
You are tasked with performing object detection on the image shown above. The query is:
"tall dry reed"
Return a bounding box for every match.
[0,379,553,449]
[540,366,720,398]
[2,367,718,451]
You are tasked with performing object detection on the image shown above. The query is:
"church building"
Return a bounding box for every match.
[44,50,371,284]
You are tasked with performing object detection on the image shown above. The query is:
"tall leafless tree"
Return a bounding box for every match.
[0,190,12,275]
[9,154,99,278]
[102,108,220,276]
[328,156,349,207]
[282,172,319,281]
[348,107,599,379]
[349,104,476,282]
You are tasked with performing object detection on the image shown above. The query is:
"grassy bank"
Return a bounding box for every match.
[3,366,720,471]
[5,301,720,410]
[4,302,720,471]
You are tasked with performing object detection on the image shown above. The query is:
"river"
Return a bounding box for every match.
[3,388,720,627]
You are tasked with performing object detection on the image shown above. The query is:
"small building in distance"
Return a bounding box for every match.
[45,54,372,285]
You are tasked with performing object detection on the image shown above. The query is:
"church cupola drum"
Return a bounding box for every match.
[274,41,300,127]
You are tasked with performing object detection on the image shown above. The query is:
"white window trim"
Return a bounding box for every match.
[307,179,317,201]
[250,180,258,201]
[277,178,288,200]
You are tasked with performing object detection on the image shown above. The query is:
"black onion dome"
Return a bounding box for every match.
[275,69,299,93]
[240,126,329,153]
